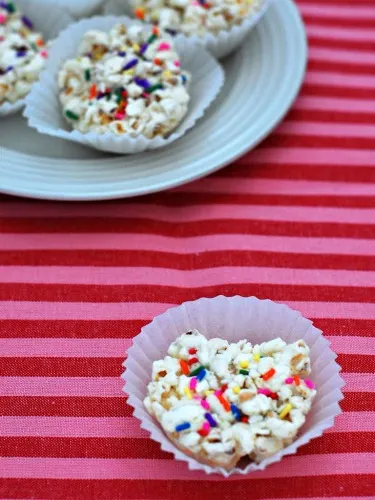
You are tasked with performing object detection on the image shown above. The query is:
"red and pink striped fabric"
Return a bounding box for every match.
[1,0,375,498]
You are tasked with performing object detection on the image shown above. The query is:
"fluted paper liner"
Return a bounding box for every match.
[104,0,273,59]
[123,296,344,476]
[24,15,224,155]
[0,0,73,117]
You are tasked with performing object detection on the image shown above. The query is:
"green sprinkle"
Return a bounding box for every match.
[65,110,79,121]
[239,369,249,376]
[147,83,163,93]
[31,42,37,51]
[147,34,157,45]
[84,69,91,81]
[7,2,16,13]
[189,365,205,377]
[114,88,123,104]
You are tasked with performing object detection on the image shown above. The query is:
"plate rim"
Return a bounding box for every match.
[0,0,307,201]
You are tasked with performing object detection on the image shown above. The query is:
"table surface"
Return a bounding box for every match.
[1,0,375,498]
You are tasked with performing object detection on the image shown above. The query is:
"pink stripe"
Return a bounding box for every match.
[279,120,375,138]
[0,338,132,357]
[306,70,375,89]
[1,266,374,287]
[0,301,373,320]
[1,412,373,438]
[1,336,371,358]
[307,24,375,42]
[300,4,375,19]
[1,203,375,223]
[245,147,375,166]
[0,234,374,255]
[177,178,375,196]
[309,47,375,65]
[0,374,370,397]
[294,95,375,113]
[0,454,373,480]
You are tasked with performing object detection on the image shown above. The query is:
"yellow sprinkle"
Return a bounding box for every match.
[232,386,241,394]
[240,360,249,369]
[184,387,192,400]
[163,70,173,79]
[123,69,135,75]
[253,353,260,362]
[205,390,214,397]
[279,403,293,419]
[132,43,140,52]
[150,11,159,21]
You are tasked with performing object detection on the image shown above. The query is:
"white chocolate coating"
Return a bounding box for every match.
[131,0,265,37]
[144,330,316,469]
[58,24,190,138]
[0,2,47,104]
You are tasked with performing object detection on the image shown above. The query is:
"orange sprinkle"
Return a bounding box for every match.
[153,58,163,66]
[179,359,189,375]
[36,39,44,47]
[293,375,300,386]
[262,368,276,381]
[89,84,97,99]
[134,7,145,19]
[152,26,159,35]
[217,394,231,412]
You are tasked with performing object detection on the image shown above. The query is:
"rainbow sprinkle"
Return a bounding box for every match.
[196,368,206,381]
[305,379,315,389]
[189,365,205,377]
[205,413,217,427]
[198,421,210,437]
[175,422,191,432]
[262,368,276,381]
[179,359,189,376]
[230,403,241,421]
[189,377,197,391]
[279,403,293,419]
[285,377,294,384]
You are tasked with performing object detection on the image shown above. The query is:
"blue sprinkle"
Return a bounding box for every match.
[16,49,27,57]
[181,74,187,85]
[205,413,217,428]
[230,403,241,421]
[175,422,191,432]
[122,58,138,71]
[196,368,206,381]
[5,65,14,73]
[134,77,150,89]
[166,28,178,36]
[21,15,33,29]
[117,51,126,57]
[139,43,148,55]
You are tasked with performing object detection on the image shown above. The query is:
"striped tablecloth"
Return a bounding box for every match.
[1,0,375,498]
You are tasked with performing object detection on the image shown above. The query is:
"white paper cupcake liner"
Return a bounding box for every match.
[24,15,224,154]
[0,0,73,117]
[123,295,344,477]
[104,0,273,59]
[40,0,104,19]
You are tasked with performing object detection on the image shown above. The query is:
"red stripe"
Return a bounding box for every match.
[0,392,372,417]
[303,83,375,100]
[0,318,373,339]
[287,107,375,125]
[1,475,374,500]
[0,432,373,459]
[303,14,375,29]
[308,36,375,52]
[1,219,374,238]
[308,58,375,76]
[0,354,372,377]
[0,250,374,271]
[0,283,374,305]
[264,134,375,150]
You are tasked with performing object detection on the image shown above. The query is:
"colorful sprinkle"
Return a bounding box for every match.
[139,43,148,55]
[181,74,187,85]
[114,112,125,120]
[205,390,214,396]
[230,403,241,421]
[221,384,228,392]
[0,14,6,24]
[257,388,271,396]
[158,42,171,51]
[152,26,159,35]
[205,413,217,427]
[5,2,16,13]
[188,348,197,355]
[147,34,157,45]
[118,51,126,57]
[65,110,79,121]
[200,398,210,410]
[305,379,315,389]
[89,84,97,99]
[134,77,150,89]
[188,356,199,366]
[175,422,191,432]
[179,359,189,375]
[147,83,164,93]
[198,421,210,437]
[163,70,173,79]
[217,393,231,412]
[134,7,145,19]
[279,403,293,419]
[40,50,48,59]
[285,377,294,384]
[84,69,91,81]
[241,415,249,423]
[189,365,204,377]
[184,387,193,400]
[253,353,261,362]
[239,369,249,376]
[189,377,197,391]
[233,386,241,394]
[174,60,181,67]
[36,39,44,47]
[153,57,163,65]
[21,15,33,29]
[122,58,138,71]
[293,375,300,386]
[262,368,276,381]
[239,360,249,369]
[16,49,27,57]
[196,368,206,381]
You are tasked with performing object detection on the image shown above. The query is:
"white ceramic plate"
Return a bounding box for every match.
[0,0,307,201]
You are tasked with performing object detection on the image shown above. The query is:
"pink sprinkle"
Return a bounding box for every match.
[142,92,150,99]
[174,60,181,67]
[285,377,294,384]
[158,42,171,51]
[202,421,210,432]
[190,377,197,391]
[257,388,271,396]
[214,390,222,397]
[192,1,200,5]
[0,14,7,24]
[114,112,125,120]
[201,399,210,410]
[40,50,48,58]
[305,379,315,389]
